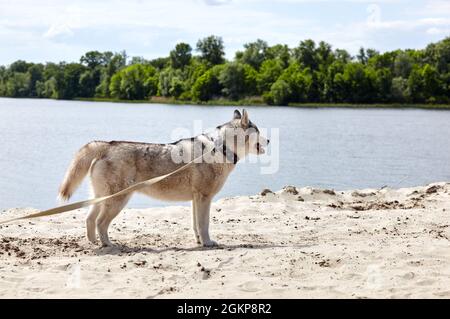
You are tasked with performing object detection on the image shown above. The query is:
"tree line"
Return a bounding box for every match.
[1,35,449,105]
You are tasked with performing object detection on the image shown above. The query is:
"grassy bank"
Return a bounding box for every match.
[74,96,450,110]
[75,96,267,106]
[287,102,450,110]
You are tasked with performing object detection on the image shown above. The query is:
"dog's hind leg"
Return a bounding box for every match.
[86,204,100,244]
[194,193,217,247]
[192,200,201,244]
[96,195,131,247]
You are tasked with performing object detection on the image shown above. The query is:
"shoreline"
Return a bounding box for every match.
[1,182,449,298]
[1,96,450,110]
[64,97,450,110]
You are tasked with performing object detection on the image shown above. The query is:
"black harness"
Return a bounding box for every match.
[205,136,239,164]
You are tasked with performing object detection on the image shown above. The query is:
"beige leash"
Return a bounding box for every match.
[0,148,214,225]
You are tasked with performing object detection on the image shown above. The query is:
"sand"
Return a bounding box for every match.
[0,182,449,299]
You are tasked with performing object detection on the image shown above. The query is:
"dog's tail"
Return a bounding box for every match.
[58,141,108,202]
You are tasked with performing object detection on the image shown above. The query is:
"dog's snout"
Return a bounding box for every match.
[267,139,270,144]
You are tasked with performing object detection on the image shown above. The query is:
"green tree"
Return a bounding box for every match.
[394,51,413,78]
[236,39,268,70]
[1,36,450,105]
[337,63,375,103]
[268,80,291,105]
[96,51,127,97]
[158,67,183,97]
[256,59,284,94]
[169,77,184,98]
[421,64,442,102]
[266,44,291,68]
[316,41,334,69]
[374,68,393,102]
[27,64,44,97]
[43,77,58,99]
[0,67,6,96]
[35,80,46,98]
[265,63,311,105]
[170,43,192,69]
[183,58,208,90]
[196,35,225,66]
[391,77,408,102]
[293,40,318,70]
[323,59,347,102]
[191,65,223,101]
[60,63,87,99]
[278,63,311,103]
[217,62,257,99]
[6,72,30,97]
[335,49,352,64]
[9,60,31,73]
[80,51,107,69]
[243,64,258,96]
[39,62,63,98]
[110,64,158,100]
[407,65,424,102]
[149,57,170,70]
[425,37,450,74]
[79,70,98,97]
[368,52,392,71]
[357,48,367,65]
[77,51,106,97]
[219,62,247,99]
[129,56,150,65]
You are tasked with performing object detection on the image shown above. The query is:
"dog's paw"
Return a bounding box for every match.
[100,241,115,248]
[87,237,98,245]
[202,240,219,247]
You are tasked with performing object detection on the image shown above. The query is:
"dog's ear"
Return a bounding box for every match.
[241,109,249,127]
[233,109,242,120]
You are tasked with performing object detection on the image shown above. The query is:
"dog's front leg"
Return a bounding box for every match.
[194,194,218,247]
[192,199,201,244]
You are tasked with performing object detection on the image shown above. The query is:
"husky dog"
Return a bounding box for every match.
[58,109,269,247]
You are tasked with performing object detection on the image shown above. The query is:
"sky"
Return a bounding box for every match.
[0,0,449,65]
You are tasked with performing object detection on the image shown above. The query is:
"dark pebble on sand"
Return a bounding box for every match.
[260,189,274,196]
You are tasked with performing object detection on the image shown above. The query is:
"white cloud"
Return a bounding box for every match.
[43,24,74,39]
[203,0,232,5]
[424,0,450,15]
[0,0,449,64]
[239,0,405,3]
[0,0,313,60]
[426,27,450,35]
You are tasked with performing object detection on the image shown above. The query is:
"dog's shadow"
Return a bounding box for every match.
[93,243,313,256]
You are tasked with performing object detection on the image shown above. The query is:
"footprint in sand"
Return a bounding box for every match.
[416,279,435,286]
[400,272,415,280]
[238,281,261,293]
[434,290,450,297]
[0,275,24,283]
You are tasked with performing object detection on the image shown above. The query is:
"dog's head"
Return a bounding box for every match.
[218,109,269,160]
